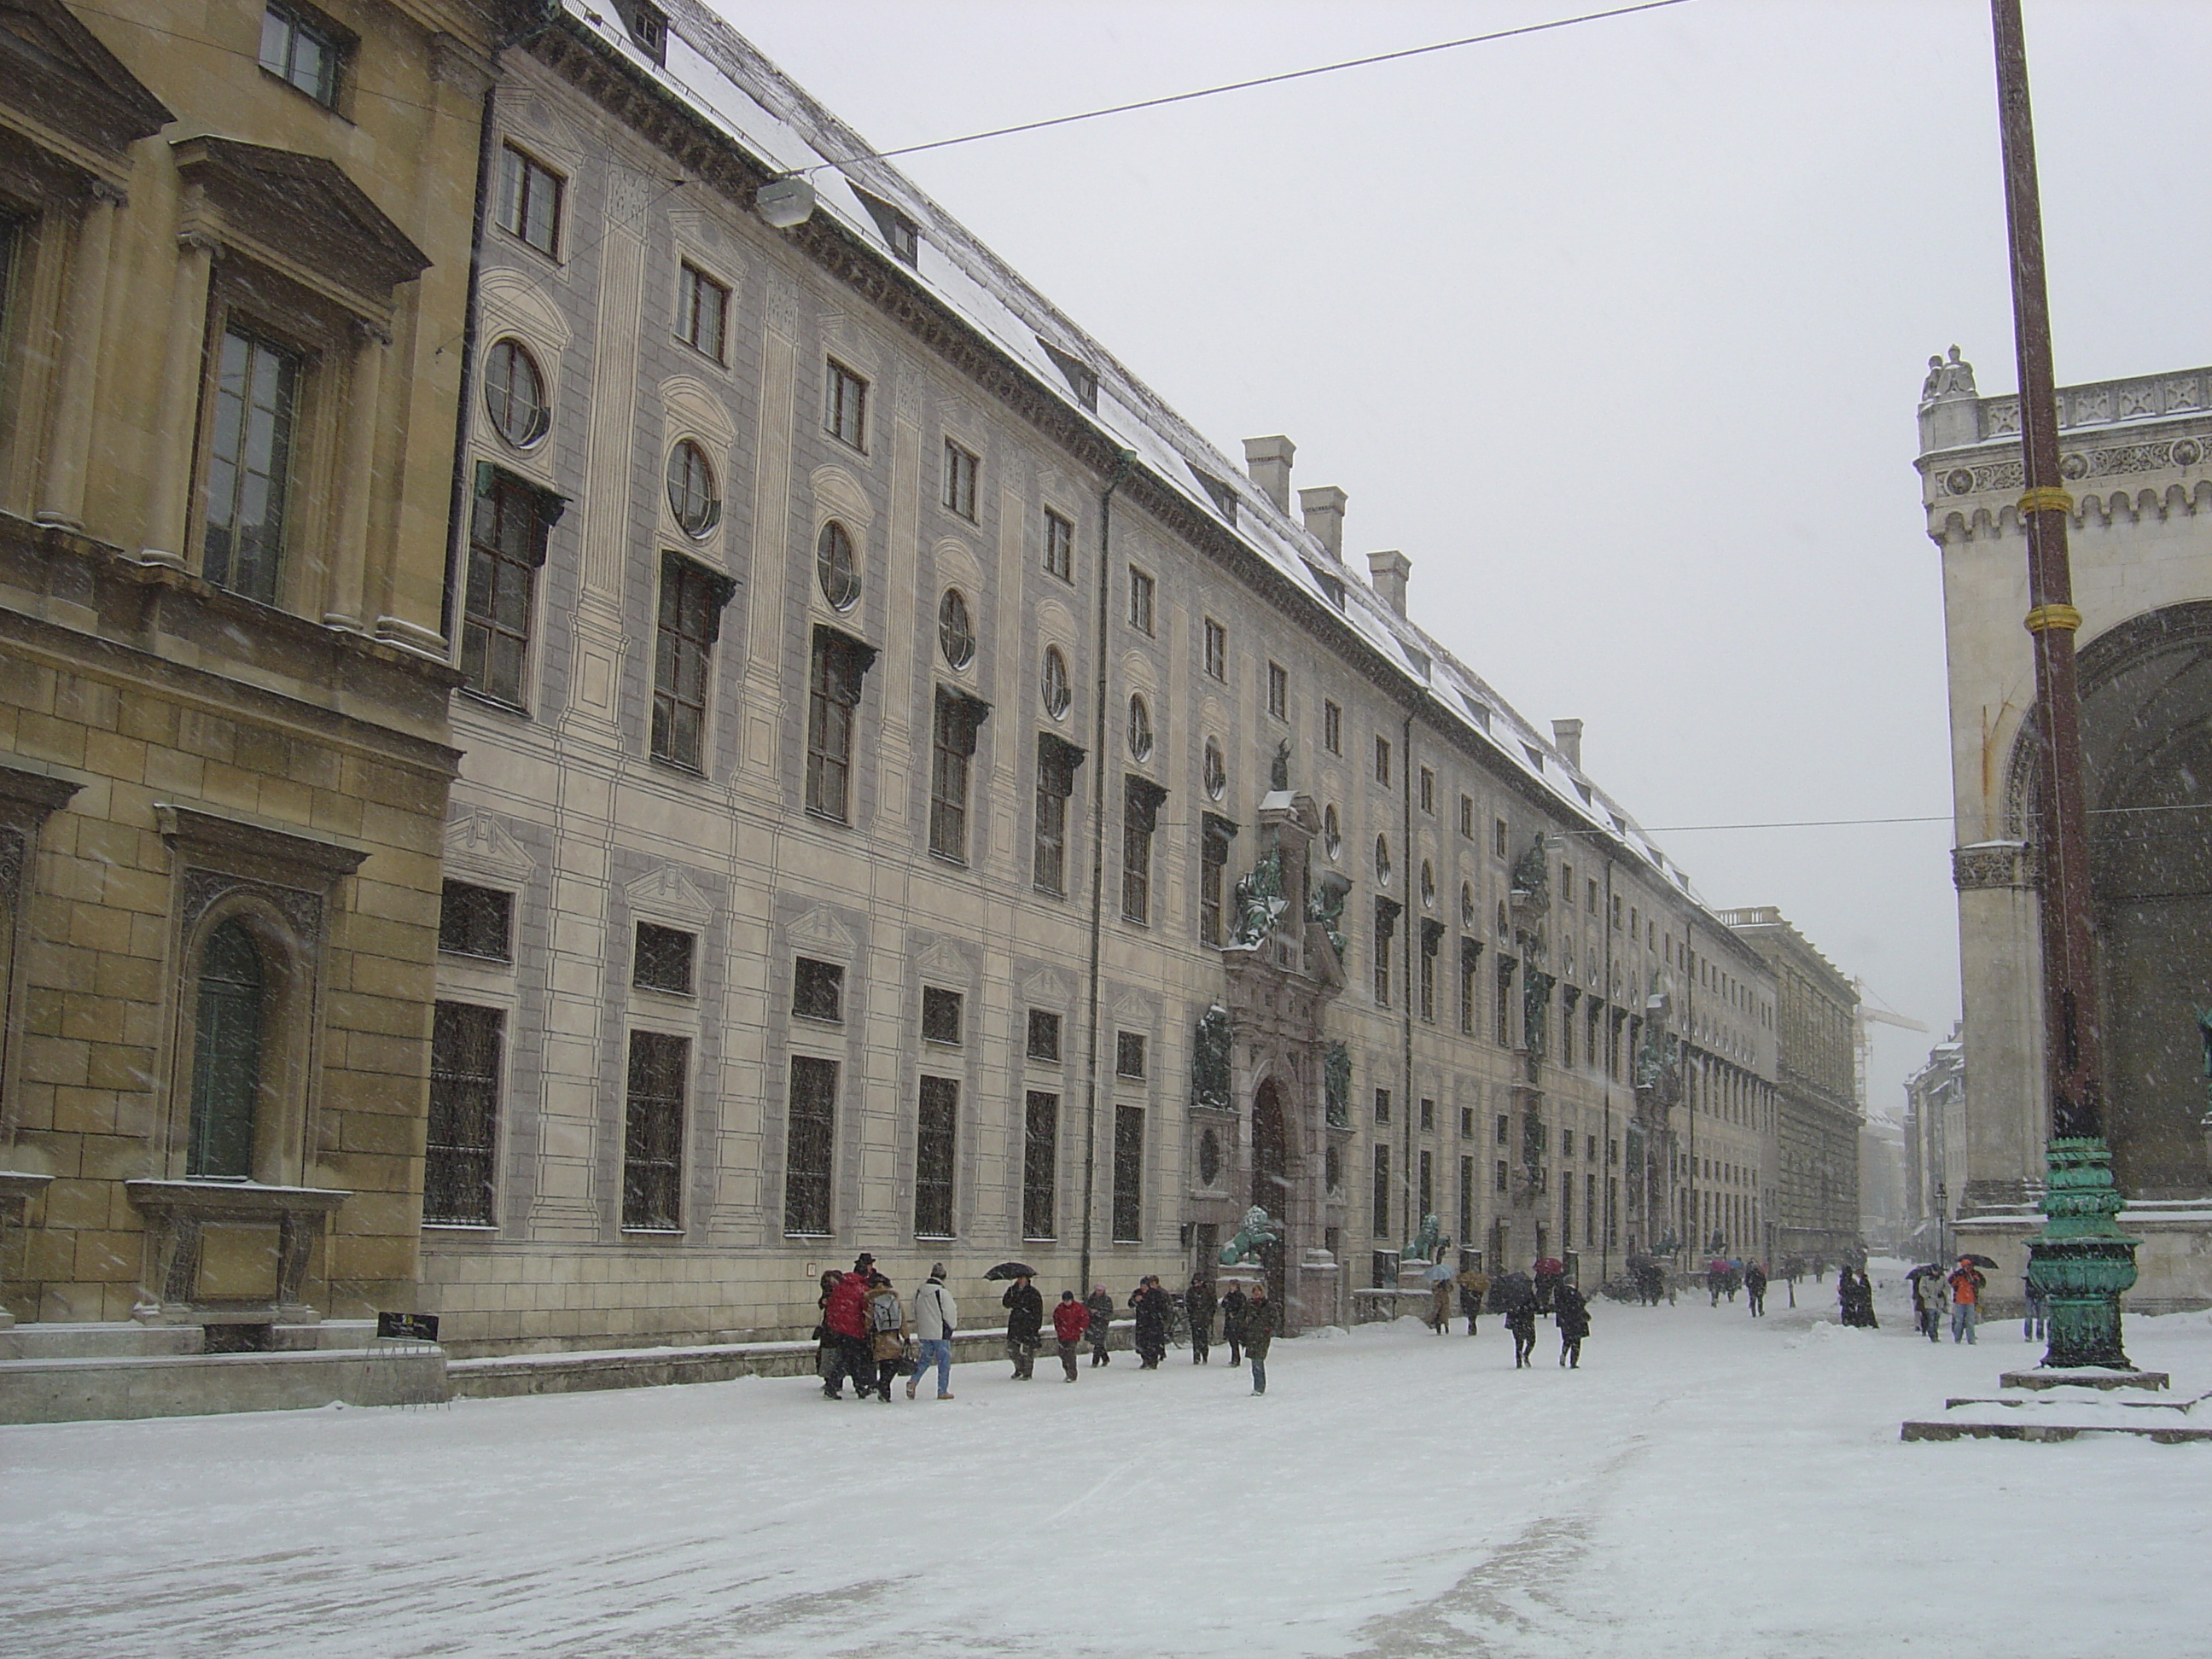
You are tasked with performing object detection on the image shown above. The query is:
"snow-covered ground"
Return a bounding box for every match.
[9,1268,2210,1659]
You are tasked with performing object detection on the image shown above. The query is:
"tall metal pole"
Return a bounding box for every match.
[1990,0,2138,1370]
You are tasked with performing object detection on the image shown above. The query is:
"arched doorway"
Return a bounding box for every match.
[1252,1079,1289,1293]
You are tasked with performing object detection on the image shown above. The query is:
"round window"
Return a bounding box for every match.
[817,521,859,609]
[938,588,975,668]
[1374,835,1392,885]
[1041,647,1071,719]
[1324,804,1342,860]
[667,439,720,537]
[1126,694,1154,760]
[1202,737,1225,800]
[484,338,549,448]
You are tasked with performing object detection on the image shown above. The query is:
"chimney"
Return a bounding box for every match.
[1299,486,1346,557]
[1367,550,1409,618]
[1243,435,1295,512]
[1551,719,1584,769]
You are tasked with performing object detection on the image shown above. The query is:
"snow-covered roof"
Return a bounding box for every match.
[570,0,1707,906]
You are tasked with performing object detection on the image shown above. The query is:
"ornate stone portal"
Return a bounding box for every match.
[1208,793,1347,1331]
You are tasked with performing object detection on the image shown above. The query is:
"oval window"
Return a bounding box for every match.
[484,338,549,448]
[1374,835,1392,885]
[1421,859,1436,908]
[1461,882,1476,928]
[1202,737,1225,800]
[818,521,860,609]
[667,439,720,538]
[938,588,975,668]
[1041,646,1071,719]
[1324,804,1342,860]
[1126,694,1153,760]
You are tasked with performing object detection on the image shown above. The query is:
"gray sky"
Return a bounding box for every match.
[719,0,2212,1117]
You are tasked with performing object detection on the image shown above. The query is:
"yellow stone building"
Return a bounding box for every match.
[0,0,522,1419]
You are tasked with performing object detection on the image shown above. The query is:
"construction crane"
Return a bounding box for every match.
[1853,977,1930,1115]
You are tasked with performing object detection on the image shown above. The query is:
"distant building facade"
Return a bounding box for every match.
[0,0,518,1409]
[1920,349,2212,1312]
[411,0,1785,1356]
[1901,1025,1965,1261]
[1720,908,1860,1265]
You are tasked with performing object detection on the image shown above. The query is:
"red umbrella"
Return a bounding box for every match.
[1532,1257,1565,1277]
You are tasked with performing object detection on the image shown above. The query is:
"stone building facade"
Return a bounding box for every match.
[1720,907,1860,1265]
[414,0,1787,1356]
[1901,1024,1965,1261]
[1920,348,2212,1313]
[0,0,517,1411]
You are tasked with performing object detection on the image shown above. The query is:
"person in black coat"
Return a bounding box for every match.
[1130,1276,1172,1368]
[1504,1280,1539,1369]
[1001,1274,1044,1379]
[1185,1273,1217,1365]
[1220,1284,1249,1366]
[1743,1261,1767,1318]
[1084,1285,1115,1365]
[1554,1282,1591,1368]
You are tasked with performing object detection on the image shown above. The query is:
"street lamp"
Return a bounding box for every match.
[1988,0,2139,1371]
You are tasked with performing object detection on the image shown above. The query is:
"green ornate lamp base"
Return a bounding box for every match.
[2023,1137,2140,1371]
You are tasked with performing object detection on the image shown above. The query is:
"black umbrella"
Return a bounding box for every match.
[1961,1254,2000,1269]
[983,1261,1039,1280]
[1906,1263,1943,1281]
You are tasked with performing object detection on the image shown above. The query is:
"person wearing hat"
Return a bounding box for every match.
[1947,1255,1986,1344]
[1051,1289,1091,1382]
[1001,1272,1044,1380]
[907,1262,958,1400]
[1084,1284,1115,1366]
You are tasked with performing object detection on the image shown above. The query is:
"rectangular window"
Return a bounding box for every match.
[928,690,985,863]
[675,262,729,362]
[1588,877,1599,916]
[203,327,300,605]
[424,1002,501,1225]
[1023,1091,1058,1239]
[914,1076,958,1237]
[783,1054,837,1235]
[1374,735,1392,787]
[1199,814,1232,946]
[793,957,843,1022]
[1116,1031,1147,1079]
[1560,999,1575,1068]
[1371,1144,1390,1237]
[921,985,963,1045]
[1494,818,1510,859]
[1419,767,1435,815]
[1203,618,1226,681]
[462,470,547,707]
[1495,1159,1510,1195]
[1458,941,1478,1037]
[1419,933,1437,1024]
[1419,1150,1434,1222]
[1033,736,1079,894]
[1420,1097,1435,1132]
[1044,509,1074,581]
[496,144,562,257]
[438,882,512,962]
[1495,1114,1510,1147]
[825,358,868,450]
[1459,1155,1475,1248]
[806,627,871,822]
[1496,962,1515,1047]
[1374,1087,1391,1125]
[1121,777,1164,925]
[1113,1104,1144,1243]
[941,439,979,519]
[622,1031,686,1231]
[632,923,696,995]
[1267,661,1289,721]
[1128,567,1155,635]
[654,556,725,771]
[1027,1009,1062,1062]
[1460,1107,1476,1139]
[1374,899,1398,1006]
[1324,700,1342,755]
[259,2,345,106]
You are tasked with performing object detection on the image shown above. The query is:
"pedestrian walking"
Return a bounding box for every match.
[1947,1256,1985,1344]
[907,1262,958,1400]
[1084,1284,1115,1365]
[1051,1289,1090,1382]
[1425,1258,1455,1334]
[812,1268,841,1389]
[1908,1267,1943,1342]
[1743,1261,1767,1318]
[865,1271,910,1403]
[1221,1282,1249,1367]
[1185,1273,1217,1365]
[1838,1265,1878,1329]
[1131,1275,1172,1368]
[821,1254,876,1399]
[1554,1280,1591,1368]
[1243,1279,1279,1394]
[1457,1265,1490,1336]
[1505,1282,1539,1369]
[2023,1275,2047,1342]
[1002,1272,1044,1379]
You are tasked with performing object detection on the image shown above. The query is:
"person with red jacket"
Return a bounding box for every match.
[821,1253,877,1399]
[1051,1289,1091,1382]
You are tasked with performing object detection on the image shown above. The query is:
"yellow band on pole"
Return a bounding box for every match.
[2018,487,2074,515]
[2024,604,2083,633]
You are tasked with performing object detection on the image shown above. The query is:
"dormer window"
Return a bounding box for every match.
[854,189,920,265]
[612,0,667,63]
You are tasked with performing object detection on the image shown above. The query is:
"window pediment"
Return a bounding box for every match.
[0,0,172,177]
[173,136,428,318]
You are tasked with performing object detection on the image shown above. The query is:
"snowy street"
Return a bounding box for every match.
[9,1272,2209,1659]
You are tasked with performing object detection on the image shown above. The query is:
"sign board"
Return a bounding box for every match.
[376,1312,439,1342]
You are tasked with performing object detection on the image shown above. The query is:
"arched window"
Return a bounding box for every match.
[818,520,860,609]
[667,439,720,537]
[189,920,265,1179]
